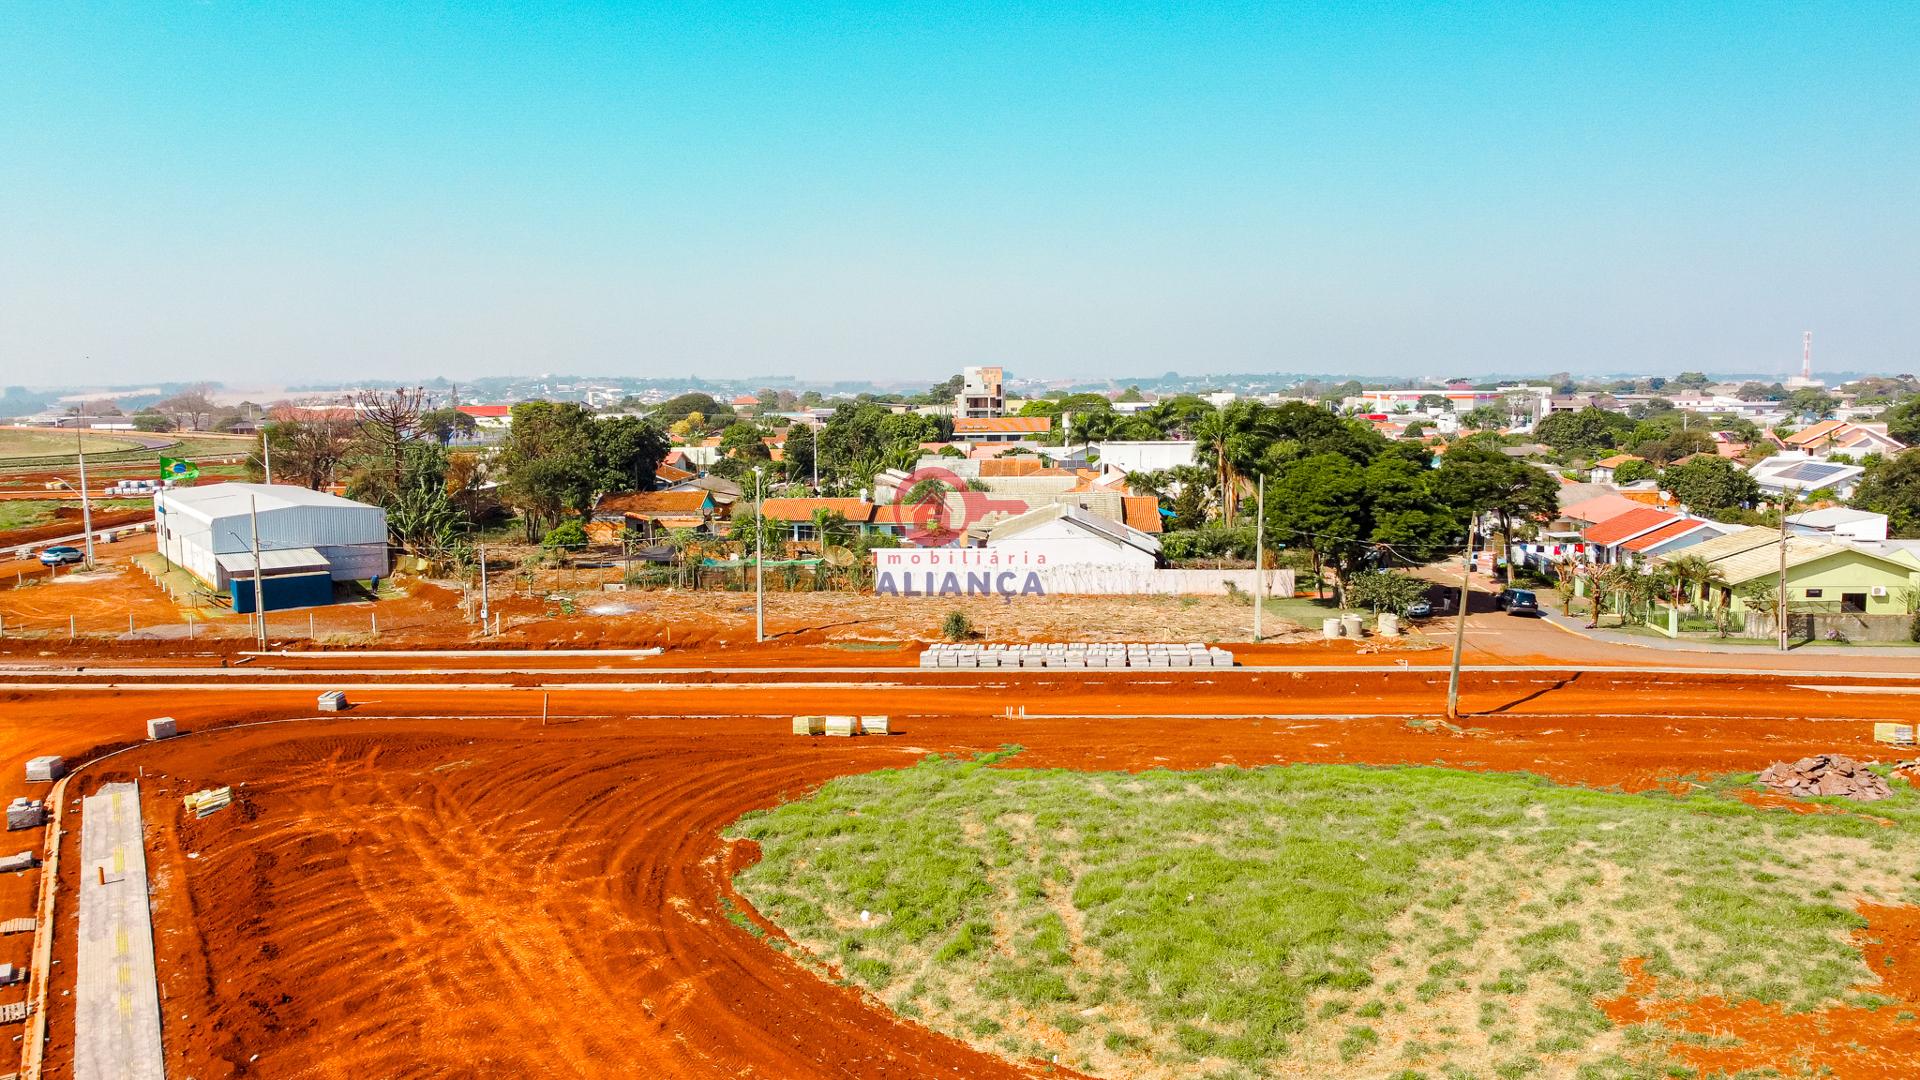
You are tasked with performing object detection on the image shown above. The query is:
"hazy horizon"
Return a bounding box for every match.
[4,3,1915,386]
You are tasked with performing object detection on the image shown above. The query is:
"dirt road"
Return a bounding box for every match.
[5,665,1919,1079]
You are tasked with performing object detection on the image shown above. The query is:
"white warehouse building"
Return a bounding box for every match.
[155,484,389,593]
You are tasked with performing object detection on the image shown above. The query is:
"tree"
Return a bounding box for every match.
[1853,449,1920,538]
[264,407,356,490]
[652,393,733,426]
[1117,385,1146,403]
[1534,408,1634,457]
[1458,405,1506,431]
[153,384,220,431]
[1417,394,1449,412]
[1659,456,1759,513]
[1661,553,1726,608]
[590,415,670,493]
[1362,450,1460,565]
[1670,371,1713,391]
[419,407,478,445]
[350,386,429,501]
[1783,388,1838,421]
[496,401,599,541]
[1611,459,1654,485]
[1884,396,1920,447]
[1264,453,1368,599]
[1345,569,1429,615]
[1430,444,1560,569]
[132,412,174,432]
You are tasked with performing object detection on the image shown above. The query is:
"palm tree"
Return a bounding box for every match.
[1191,401,1275,526]
[1661,553,1725,610]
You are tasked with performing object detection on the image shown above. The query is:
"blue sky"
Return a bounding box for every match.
[2,2,1915,386]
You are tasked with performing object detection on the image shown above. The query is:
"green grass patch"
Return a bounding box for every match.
[728,757,1920,1078]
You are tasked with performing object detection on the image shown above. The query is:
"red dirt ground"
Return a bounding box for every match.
[1600,902,1920,1079]
[5,674,1920,1078]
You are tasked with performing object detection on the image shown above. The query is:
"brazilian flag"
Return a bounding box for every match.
[159,457,201,481]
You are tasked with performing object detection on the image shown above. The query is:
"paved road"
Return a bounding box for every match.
[75,781,164,1080]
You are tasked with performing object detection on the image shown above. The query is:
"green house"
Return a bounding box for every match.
[1706,538,1920,617]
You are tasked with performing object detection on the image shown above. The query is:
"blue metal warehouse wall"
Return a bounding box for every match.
[229,572,335,613]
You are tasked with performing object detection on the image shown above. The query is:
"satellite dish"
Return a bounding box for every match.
[824,545,855,567]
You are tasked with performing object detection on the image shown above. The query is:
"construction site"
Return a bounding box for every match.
[0,632,1914,1078]
[5,440,1920,1078]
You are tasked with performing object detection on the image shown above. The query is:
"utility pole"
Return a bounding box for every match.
[74,431,95,568]
[754,466,766,643]
[1445,516,1476,721]
[1776,488,1795,652]
[478,543,490,632]
[262,428,273,484]
[249,494,266,650]
[1252,473,1264,642]
[812,422,819,491]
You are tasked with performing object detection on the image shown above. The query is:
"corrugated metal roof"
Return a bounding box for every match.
[1668,525,1780,564]
[1710,537,1847,585]
[215,547,331,574]
[162,483,376,515]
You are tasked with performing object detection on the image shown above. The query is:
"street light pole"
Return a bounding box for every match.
[262,429,273,484]
[75,432,95,567]
[249,494,266,649]
[812,422,819,491]
[1445,515,1476,722]
[1252,473,1264,643]
[478,543,490,633]
[754,466,766,643]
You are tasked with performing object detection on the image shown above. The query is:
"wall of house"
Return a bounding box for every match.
[1726,552,1920,616]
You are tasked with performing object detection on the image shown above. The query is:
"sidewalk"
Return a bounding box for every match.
[1538,604,1920,658]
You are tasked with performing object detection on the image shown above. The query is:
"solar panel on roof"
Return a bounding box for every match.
[1775,462,1850,483]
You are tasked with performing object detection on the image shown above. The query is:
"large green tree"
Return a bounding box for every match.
[1853,449,1920,538]
[1533,408,1635,457]
[1884,396,1920,446]
[1430,444,1560,566]
[1659,456,1759,513]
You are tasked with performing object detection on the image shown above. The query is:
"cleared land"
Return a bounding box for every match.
[731,757,1920,1079]
[5,675,1920,1079]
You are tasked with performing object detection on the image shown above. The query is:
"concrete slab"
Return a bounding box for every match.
[76,781,164,1080]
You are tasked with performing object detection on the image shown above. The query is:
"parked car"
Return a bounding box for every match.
[1495,588,1540,616]
[1404,598,1433,619]
[38,546,84,567]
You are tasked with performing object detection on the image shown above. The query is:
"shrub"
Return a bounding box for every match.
[941,610,975,641]
[540,520,589,550]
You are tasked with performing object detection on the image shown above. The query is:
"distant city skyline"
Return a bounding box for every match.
[3,3,1915,385]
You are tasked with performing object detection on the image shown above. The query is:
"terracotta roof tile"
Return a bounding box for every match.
[1583,507,1680,546]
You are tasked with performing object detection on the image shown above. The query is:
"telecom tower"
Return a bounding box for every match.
[1787,329,1822,389]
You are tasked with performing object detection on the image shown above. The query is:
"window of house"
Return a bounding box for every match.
[1804,589,1823,598]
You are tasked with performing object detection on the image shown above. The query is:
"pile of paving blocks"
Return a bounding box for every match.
[792,715,892,736]
[919,642,1234,668]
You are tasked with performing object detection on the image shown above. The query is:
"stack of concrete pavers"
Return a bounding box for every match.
[5,798,44,831]
[920,642,1233,668]
[1757,754,1893,802]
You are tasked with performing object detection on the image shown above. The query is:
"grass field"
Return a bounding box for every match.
[0,498,151,532]
[729,756,1920,1079]
[0,429,145,459]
